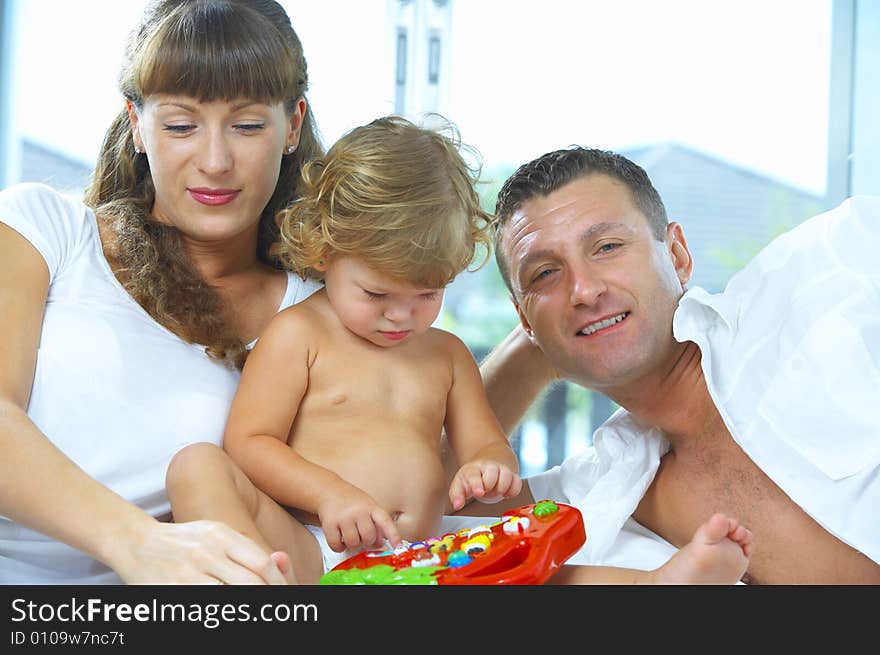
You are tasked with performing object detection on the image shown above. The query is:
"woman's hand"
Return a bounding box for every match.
[111,520,290,585]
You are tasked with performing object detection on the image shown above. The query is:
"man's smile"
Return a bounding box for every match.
[576,312,629,336]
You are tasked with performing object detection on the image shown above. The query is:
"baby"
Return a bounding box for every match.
[168,116,753,585]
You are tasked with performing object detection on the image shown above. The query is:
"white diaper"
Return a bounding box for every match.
[305,524,405,573]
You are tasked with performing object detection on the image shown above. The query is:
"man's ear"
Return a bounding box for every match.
[666,222,693,288]
[513,298,537,344]
[126,100,144,152]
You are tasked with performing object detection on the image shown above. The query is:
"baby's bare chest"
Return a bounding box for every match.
[301,343,452,423]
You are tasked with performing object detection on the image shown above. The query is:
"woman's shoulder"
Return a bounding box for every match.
[0,182,92,232]
[0,181,84,212]
[0,183,95,274]
[279,271,324,309]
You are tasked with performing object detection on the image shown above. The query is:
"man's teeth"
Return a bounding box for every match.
[578,313,627,336]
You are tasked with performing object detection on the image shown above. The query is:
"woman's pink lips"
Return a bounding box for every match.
[379,330,410,341]
[188,188,240,206]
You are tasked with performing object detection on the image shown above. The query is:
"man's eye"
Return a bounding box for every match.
[597,242,621,254]
[533,269,554,282]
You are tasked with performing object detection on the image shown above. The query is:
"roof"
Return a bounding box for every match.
[20,139,92,195]
[621,142,825,292]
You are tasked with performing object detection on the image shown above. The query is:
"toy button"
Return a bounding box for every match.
[461,534,492,555]
[533,500,559,517]
[503,516,530,535]
[447,551,472,568]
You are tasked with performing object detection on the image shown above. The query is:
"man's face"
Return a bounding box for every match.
[501,174,693,392]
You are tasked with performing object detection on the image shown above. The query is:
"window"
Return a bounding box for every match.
[3,0,873,476]
[428,33,441,85]
[395,29,408,115]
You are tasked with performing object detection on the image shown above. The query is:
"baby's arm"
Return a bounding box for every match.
[442,334,522,511]
[223,308,400,551]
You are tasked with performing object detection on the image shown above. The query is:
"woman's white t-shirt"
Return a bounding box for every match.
[0,183,322,583]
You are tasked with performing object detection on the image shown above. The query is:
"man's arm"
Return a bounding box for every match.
[480,325,558,435]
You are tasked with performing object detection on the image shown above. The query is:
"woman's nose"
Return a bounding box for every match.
[197,130,233,176]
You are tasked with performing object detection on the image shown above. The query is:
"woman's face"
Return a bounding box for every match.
[128,94,304,245]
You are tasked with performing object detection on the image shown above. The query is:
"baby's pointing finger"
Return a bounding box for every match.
[372,508,401,547]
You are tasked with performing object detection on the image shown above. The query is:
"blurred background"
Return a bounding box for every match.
[1,0,877,475]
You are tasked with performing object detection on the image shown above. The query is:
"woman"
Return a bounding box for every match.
[0,0,323,584]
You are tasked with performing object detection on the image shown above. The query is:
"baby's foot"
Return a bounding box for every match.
[654,513,755,584]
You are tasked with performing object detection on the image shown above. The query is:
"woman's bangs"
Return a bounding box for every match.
[135,8,298,104]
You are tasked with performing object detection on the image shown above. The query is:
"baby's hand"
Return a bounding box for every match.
[317,483,401,553]
[449,460,522,511]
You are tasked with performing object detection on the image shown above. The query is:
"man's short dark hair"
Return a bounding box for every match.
[492,146,668,296]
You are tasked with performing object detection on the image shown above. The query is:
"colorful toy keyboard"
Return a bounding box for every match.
[320,500,585,585]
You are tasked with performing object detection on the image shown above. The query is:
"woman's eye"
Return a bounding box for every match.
[235,123,265,133]
[163,124,194,133]
[364,291,386,300]
[421,292,439,301]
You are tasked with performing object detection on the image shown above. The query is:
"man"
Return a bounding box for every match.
[466,146,880,584]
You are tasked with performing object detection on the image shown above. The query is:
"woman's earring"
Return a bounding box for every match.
[286,145,296,154]
[134,144,142,154]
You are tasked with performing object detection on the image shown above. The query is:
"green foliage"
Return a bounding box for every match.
[476,163,518,215]
[708,194,823,280]
[442,163,522,349]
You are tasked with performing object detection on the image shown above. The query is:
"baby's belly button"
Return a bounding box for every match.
[391,511,422,538]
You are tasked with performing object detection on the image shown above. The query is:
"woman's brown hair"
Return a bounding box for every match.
[85,0,323,368]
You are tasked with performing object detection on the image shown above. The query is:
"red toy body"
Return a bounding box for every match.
[320,500,585,585]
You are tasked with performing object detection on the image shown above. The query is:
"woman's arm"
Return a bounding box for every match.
[0,224,286,584]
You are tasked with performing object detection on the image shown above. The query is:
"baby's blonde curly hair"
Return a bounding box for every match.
[272,115,492,289]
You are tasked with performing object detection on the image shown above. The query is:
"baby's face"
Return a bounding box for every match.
[321,256,445,347]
